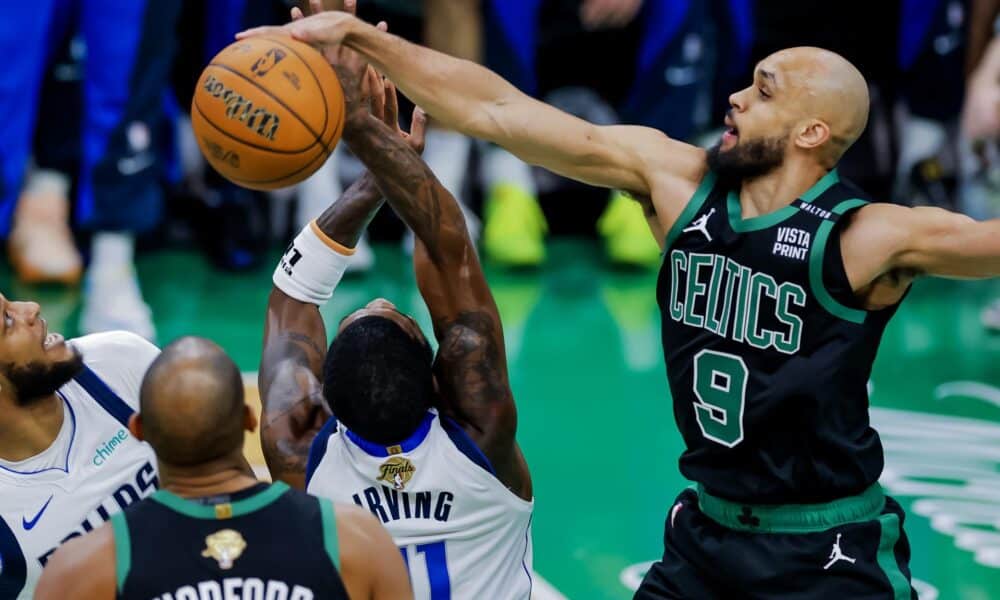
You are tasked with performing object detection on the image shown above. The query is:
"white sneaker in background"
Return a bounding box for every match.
[80,265,156,342]
[80,233,156,342]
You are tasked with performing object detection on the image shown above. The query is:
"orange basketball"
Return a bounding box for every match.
[191,36,345,191]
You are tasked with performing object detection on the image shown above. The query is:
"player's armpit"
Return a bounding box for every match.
[35,525,116,600]
[259,288,331,489]
[336,503,414,600]
[855,204,1000,279]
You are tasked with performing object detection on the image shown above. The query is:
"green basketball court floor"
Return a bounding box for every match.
[8,240,999,599]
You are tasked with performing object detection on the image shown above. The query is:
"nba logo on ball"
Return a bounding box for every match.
[251,48,287,77]
[191,36,345,191]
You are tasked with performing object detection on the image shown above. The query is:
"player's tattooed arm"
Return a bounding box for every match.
[344,86,532,500]
[260,172,384,490]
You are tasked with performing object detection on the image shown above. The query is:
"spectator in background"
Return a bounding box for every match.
[0,1,182,341]
[482,0,715,268]
[963,0,1000,330]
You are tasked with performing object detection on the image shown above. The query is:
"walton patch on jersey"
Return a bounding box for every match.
[666,250,807,355]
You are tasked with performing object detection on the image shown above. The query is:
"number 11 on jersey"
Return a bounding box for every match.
[400,541,451,599]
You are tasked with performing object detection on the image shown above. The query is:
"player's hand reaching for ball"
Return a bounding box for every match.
[286,0,385,122]
[368,72,427,155]
[240,0,361,51]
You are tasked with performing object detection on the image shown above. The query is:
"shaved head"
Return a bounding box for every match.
[709,46,870,179]
[765,47,869,160]
[139,337,245,466]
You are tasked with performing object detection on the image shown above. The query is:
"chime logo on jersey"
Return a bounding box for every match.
[202,529,247,570]
[377,457,415,490]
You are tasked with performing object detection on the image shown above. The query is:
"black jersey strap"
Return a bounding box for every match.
[808,198,869,324]
[73,366,134,427]
[664,170,717,251]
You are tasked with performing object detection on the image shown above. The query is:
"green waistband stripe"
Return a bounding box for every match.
[151,481,290,520]
[111,512,132,593]
[877,513,912,599]
[695,484,886,533]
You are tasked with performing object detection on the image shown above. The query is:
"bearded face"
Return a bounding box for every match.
[706,134,788,185]
[3,348,84,405]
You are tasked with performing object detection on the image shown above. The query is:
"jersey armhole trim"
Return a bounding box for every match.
[808,198,869,324]
[663,170,717,251]
[319,499,340,570]
[440,415,497,476]
[305,417,338,488]
[73,366,134,428]
[111,512,131,594]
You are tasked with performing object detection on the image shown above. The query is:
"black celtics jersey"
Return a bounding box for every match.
[657,168,902,504]
[110,482,349,600]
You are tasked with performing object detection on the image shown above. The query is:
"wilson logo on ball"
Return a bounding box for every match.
[202,74,281,141]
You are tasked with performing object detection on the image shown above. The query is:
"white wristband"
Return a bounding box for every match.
[272,221,354,305]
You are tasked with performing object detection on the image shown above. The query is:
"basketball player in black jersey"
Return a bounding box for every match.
[239,13,1000,598]
[34,337,411,600]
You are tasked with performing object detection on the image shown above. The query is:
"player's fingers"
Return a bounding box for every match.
[309,0,322,16]
[370,68,386,120]
[385,80,400,128]
[376,20,388,32]
[409,107,428,154]
[343,0,356,16]
[235,25,290,40]
[290,7,304,21]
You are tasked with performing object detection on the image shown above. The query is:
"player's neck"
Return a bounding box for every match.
[158,454,260,499]
[0,392,64,462]
[738,159,829,219]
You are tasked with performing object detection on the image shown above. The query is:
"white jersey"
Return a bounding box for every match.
[0,332,160,599]
[307,410,534,600]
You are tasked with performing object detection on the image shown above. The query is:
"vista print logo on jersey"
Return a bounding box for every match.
[377,457,415,491]
[202,529,247,570]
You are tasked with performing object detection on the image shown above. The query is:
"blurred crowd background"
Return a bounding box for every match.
[1,0,999,342]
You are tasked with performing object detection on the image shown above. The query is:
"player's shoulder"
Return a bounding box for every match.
[70,331,160,409]
[71,330,159,366]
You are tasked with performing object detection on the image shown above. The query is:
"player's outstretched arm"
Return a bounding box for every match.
[843,204,1000,284]
[238,9,704,197]
[260,173,384,490]
[337,503,414,599]
[35,525,115,599]
[343,82,531,500]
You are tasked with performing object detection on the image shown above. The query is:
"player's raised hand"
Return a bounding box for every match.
[238,0,362,48]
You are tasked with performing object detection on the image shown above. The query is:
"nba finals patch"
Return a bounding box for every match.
[202,529,248,570]
[377,456,416,491]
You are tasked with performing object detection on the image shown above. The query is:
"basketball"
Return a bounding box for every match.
[190,35,345,191]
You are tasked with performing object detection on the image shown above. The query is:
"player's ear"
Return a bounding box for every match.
[795,119,831,151]
[128,413,144,441]
[244,404,258,433]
